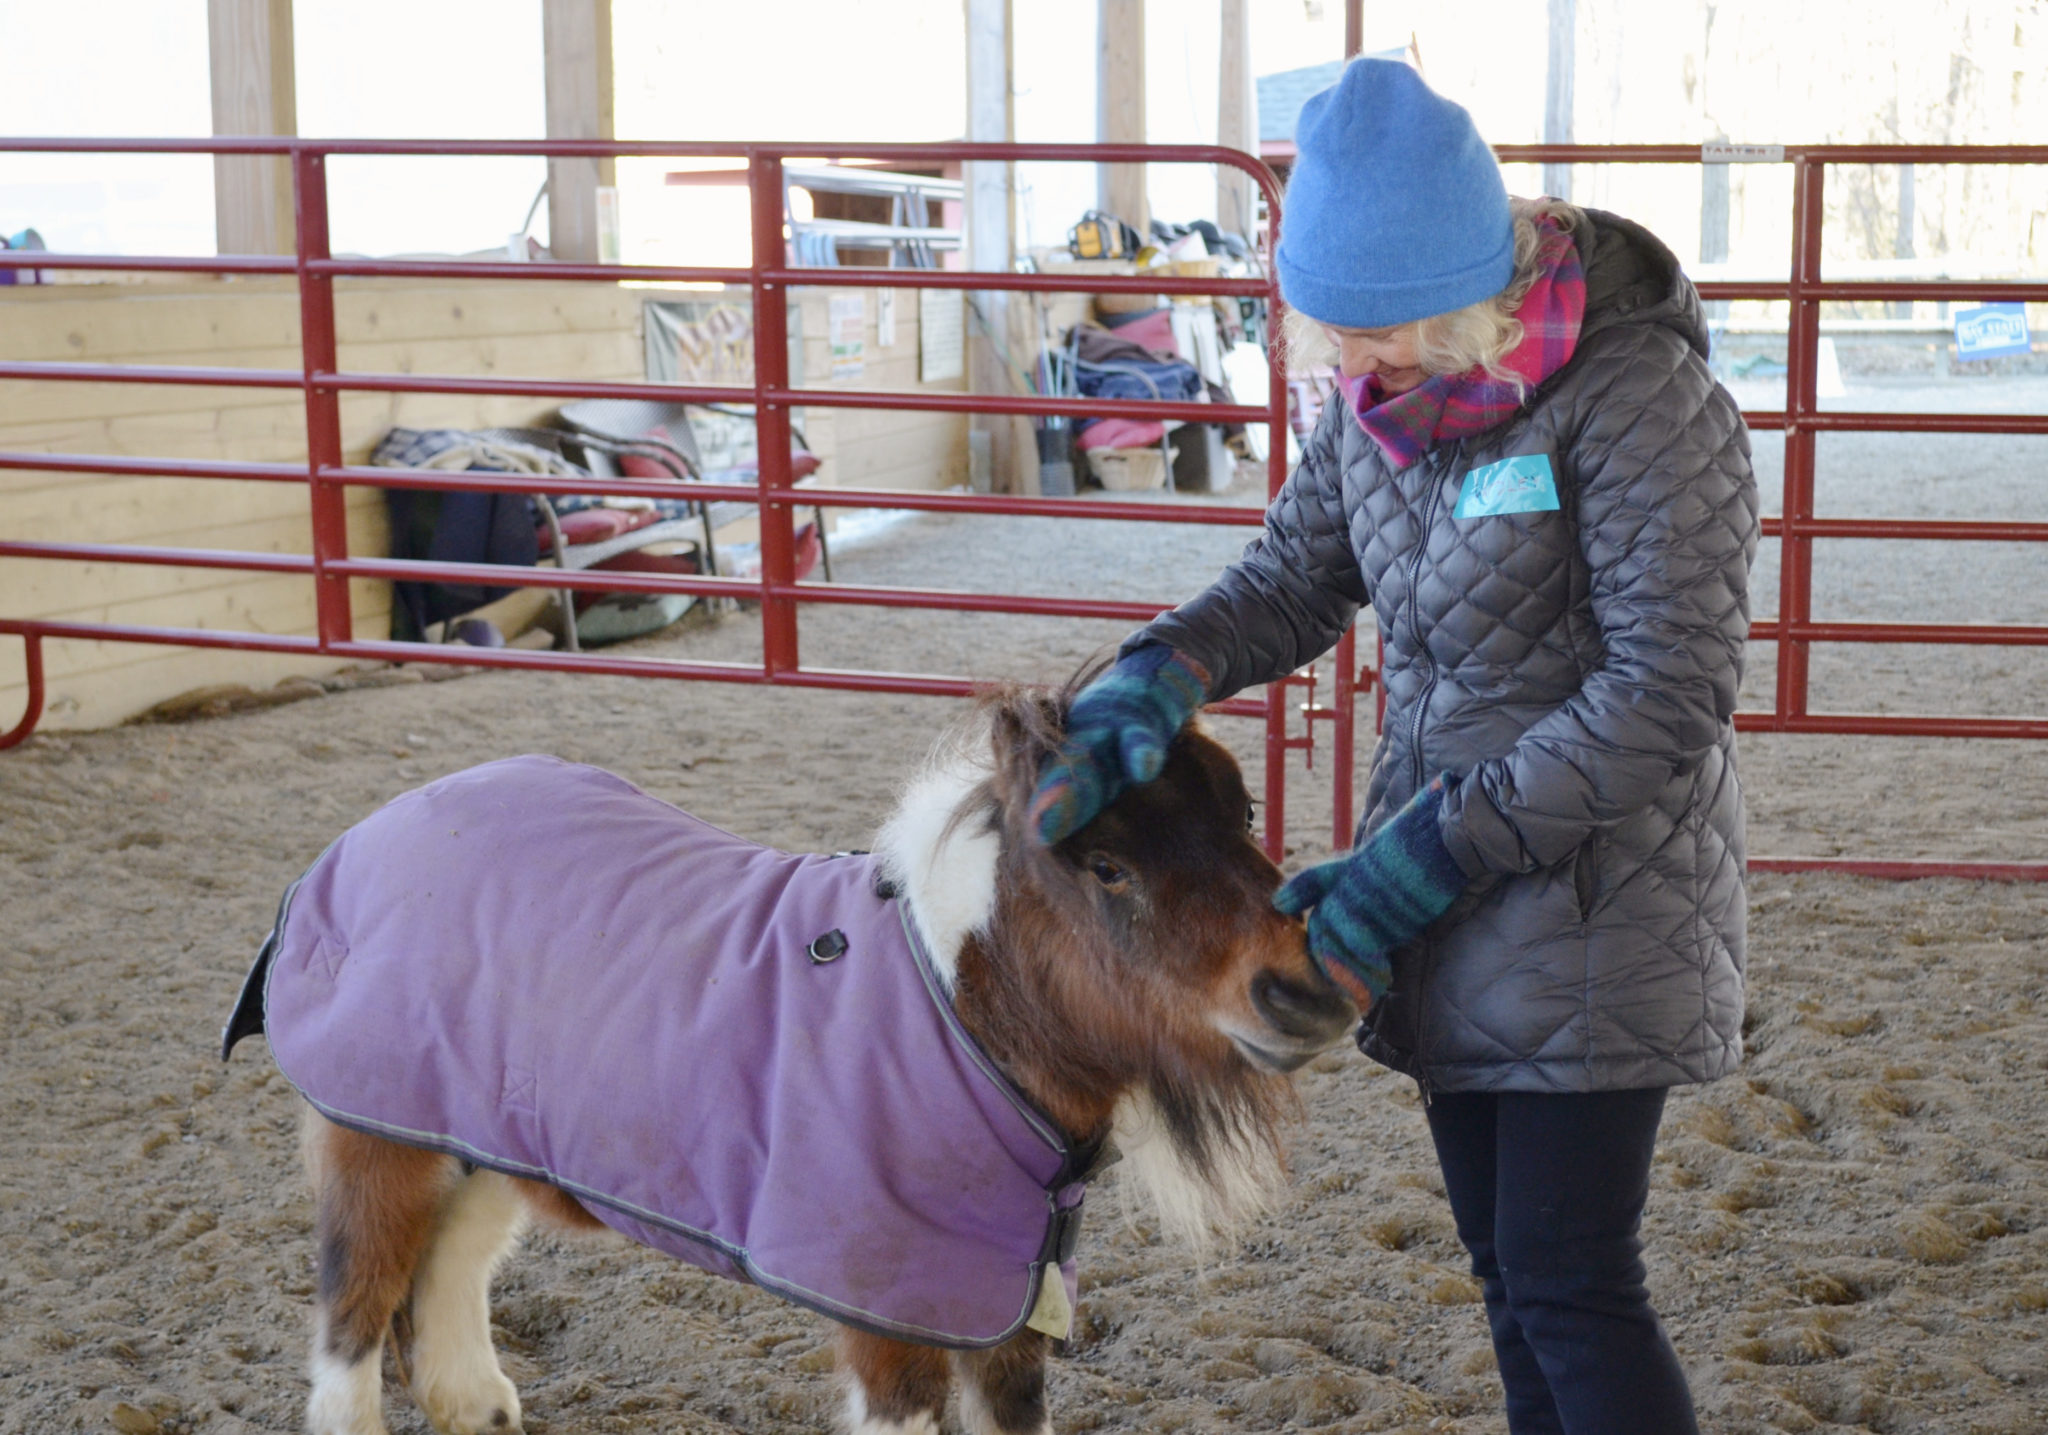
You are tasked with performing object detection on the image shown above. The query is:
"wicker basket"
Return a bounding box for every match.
[1092,289,1165,317]
[1084,445,1173,491]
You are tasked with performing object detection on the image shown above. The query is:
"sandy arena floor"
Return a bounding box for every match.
[2,453,2045,1435]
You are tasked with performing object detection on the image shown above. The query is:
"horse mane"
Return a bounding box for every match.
[872,670,1093,983]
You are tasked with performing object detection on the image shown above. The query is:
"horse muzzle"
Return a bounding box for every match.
[1224,968,1358,1072]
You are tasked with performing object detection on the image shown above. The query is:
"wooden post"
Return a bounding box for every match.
[750,153,800,674]
[1893,163,1916,318]
[1700,133,1730,321]
[1097,0,1147,234]
[207,0,296,256]
[543,0,616,264]
[1542,0,1575,200]
[966,0,1034,493]
[1217,0,1254,241]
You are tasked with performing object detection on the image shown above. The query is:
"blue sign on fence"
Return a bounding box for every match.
[1953,303,2033,362]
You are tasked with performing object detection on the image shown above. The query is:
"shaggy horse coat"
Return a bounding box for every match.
[224,755,1089,1349]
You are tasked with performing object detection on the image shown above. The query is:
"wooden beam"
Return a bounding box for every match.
[966,0,1015,275]
[1217,0,1254,241]
[965,0,1034,493]
[1543,0,1576,200]
[543,0,617,264]
[1700,136,1730,265]
[1097,0,1147,234]
[207,0,297,257]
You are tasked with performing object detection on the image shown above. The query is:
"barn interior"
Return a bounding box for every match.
[2,5,2046,1435]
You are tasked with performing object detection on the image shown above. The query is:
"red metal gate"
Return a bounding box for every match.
[1492,145,2048,880]
[3,137,2045,879]
[0,137,1316,853]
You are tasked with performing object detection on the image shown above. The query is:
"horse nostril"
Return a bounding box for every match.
[1252,969,1354,1036]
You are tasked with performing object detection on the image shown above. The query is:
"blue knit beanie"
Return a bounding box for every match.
[1277,60,1514,329]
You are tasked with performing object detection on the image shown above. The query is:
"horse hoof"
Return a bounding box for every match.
[414,1372,522,1435]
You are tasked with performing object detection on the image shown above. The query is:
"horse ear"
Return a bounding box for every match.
[980,686,1065,813]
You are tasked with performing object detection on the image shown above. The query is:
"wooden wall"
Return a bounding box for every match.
[0,277,973,736]
[659,286,972,553]
[0,276,644,733]
[795,286,970,495]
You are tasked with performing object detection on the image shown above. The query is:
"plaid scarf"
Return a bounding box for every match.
[1341,217,1585,468]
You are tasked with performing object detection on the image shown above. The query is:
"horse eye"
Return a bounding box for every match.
[1087,854,1129,890]
[1245,802,1257,832]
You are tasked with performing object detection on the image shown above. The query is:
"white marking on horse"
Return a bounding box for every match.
[843,1385,942,1435]
[408,1170,528,1435]
[875,735,999,993]
[307,1333,387,1435]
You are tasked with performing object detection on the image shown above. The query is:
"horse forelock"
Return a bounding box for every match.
[977,680,1076,815]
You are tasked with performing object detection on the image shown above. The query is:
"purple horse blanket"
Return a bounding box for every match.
[224,755,1088,1348]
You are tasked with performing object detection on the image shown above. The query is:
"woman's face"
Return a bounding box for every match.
[1323,323,1426,394]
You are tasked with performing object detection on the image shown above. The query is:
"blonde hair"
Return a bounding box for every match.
[1285,196,1583,391]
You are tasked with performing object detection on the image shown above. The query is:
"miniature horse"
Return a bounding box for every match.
[230,682,1355,1435]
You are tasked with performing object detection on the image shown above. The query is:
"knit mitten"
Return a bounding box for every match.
[1030,646,1210,845]
[1273,775,1467,1010]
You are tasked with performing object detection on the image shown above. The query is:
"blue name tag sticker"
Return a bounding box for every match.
[1453,453,1561,519]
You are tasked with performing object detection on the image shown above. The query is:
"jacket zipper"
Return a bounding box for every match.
[1405,442,1462,791]
[1403,451,1451,1106]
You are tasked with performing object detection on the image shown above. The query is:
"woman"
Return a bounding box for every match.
[1033,60,1758,1435]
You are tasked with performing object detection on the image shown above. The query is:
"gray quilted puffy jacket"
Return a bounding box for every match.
[1141,208,1761,1094]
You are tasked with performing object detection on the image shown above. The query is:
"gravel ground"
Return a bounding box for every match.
[1,395,2044,1435]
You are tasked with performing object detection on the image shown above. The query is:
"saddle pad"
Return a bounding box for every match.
[230,755,1085,1348]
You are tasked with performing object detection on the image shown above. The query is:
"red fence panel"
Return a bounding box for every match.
[3,137,2045,879]
[1493,143,2048,747]
[0,136,1305,849]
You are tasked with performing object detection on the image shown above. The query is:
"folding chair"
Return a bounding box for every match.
[470,426,712,653]
[556,399,832,581]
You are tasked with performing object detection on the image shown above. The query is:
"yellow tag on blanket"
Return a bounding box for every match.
[1023,1265,1073,1339]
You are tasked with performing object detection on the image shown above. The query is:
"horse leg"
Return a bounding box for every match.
[305,1114,460,1435]
[837,1327,952,1435]
[406,1169,530,1435]
[953,1330,1051,1435]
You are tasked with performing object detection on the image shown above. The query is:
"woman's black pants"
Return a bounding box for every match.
[1424,1087,1699,1435]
